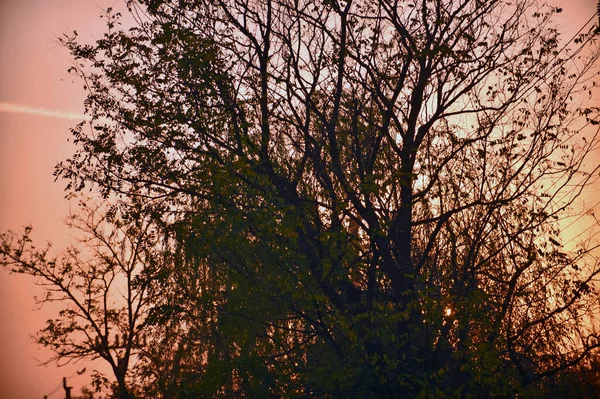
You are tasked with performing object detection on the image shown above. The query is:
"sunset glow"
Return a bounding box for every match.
[1,0,600,398]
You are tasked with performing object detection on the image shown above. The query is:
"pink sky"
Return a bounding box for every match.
[0,1,598,398]
[0,1,128,397]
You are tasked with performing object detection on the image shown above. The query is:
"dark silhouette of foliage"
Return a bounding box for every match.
[56,0,600,396]
[526,353,600,399]
[4,0,600,397]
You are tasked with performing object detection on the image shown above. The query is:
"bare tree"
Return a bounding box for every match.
[0,200,160,399]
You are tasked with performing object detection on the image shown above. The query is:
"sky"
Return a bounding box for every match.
[0,1,599,398]
[0,1,128,398]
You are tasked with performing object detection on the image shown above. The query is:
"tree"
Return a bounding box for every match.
[48,0,600,396]
[74,386,97,399]
[527,352,600,398]
[0,200,161,399]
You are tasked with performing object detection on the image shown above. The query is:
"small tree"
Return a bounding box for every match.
[74,386,96,399]
[0,200,160,399]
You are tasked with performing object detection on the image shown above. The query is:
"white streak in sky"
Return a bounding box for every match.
[0,102,89,121]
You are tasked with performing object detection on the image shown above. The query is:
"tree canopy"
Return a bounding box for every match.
[3,0,600,397]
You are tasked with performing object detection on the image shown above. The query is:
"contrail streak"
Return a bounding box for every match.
[0,101,89,121]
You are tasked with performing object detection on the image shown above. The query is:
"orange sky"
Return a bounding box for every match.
[0,0,598,398]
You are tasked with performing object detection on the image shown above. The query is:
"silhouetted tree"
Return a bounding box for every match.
[28,0,600,396]
[74,386,96,399]
[526,352,600,399]
[0,200,162,399]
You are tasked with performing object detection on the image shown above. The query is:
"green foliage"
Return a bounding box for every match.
[5,0,600,397]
